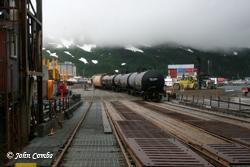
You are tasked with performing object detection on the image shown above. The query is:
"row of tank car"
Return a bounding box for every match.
[92,70,166,101]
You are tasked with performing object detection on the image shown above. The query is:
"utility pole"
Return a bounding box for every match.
[195,55,201,89]
[207,59,210,75]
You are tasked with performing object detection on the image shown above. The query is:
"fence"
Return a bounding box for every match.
[176,94,250,112]
[32,95,81,123]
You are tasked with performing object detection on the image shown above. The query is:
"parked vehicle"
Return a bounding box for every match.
[241,87,250,96]
[199,74,216,89]
[173,76,198,90]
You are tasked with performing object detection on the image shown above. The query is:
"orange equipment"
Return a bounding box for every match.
[47,80,53,99]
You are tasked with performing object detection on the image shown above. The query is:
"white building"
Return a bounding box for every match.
[58,61,76,78]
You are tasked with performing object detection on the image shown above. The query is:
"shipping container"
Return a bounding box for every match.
[177,68,185,73]
[185,68,194,73]
[168,64,194,69]
[168,69,177,78]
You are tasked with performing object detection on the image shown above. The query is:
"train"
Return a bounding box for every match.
[92,70,166,101]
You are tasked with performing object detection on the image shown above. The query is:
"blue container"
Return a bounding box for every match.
[177,68,185,73]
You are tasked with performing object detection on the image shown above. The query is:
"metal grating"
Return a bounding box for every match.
[204,144,250,165]
[188,121,250,138]
[111,101,145,120]
[72,135,116,146]
[62,103,126,167]
[187,121,250,147]
[135,101,250,148]
[127,138,213,167]
[113,101,212,166]
[234,138,250,147]
[120,113,146,120]
[118,121,171,138]
[134,101,202,122]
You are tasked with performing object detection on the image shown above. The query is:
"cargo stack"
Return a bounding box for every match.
[168,64,197,80]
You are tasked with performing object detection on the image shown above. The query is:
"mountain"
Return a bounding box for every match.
[42,43,250,78]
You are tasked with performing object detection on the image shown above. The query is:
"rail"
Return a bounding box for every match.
[176,94,250,113]
[133,101,250,166]
[102,101,133,167]
[51,101,93,167]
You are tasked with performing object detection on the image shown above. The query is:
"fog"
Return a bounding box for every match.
[43,0,250,49]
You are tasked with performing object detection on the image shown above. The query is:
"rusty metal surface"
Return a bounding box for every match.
[121,112,146,120]
[134,101,201,121]
[128,138,213,167]
[234,138,250,147]
[111,101,146,120]
[111,101,213,167]
[135,101,250,147]
[188,121,250,138]
[118,121,170,138]
[0,31,7,93]
[0,0,43,164]
[204,144,250,165]
[187,121,250,147]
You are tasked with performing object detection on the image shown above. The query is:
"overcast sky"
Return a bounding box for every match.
[43,0,250,49]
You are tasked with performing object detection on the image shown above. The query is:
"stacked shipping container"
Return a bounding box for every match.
[168,64,197,79]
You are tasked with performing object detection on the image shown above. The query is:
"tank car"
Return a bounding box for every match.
[101,75,109,89]
[120,73,131,90]
[113,74,123,91]
[92,70,165,101]
[133,70,165,101]
[102,75,116,90]
[127,72,138,94]
[92,74,104,88]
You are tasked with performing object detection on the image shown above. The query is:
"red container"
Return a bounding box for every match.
[185,68,194,73]
[168,69,177,78]
[217,77,224,82]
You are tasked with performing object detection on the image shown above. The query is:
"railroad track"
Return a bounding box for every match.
[129,100,250,167]
[136,101,250,147]
[102,101,133,167]
[49,89,250,167]
[107,101,213,167]
[51,101,93,167]
[51,94,129,167]
[166,101,250,121]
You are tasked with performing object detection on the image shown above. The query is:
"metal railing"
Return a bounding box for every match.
[32,95,81,123]
[176,94,250,112]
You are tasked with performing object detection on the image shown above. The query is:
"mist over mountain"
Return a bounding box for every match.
[43,0,250,50]
[43,42,250,78]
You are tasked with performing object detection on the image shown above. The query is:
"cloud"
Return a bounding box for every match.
[43,0,250,49]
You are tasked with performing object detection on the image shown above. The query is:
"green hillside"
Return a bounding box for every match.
[43,45,250,79]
